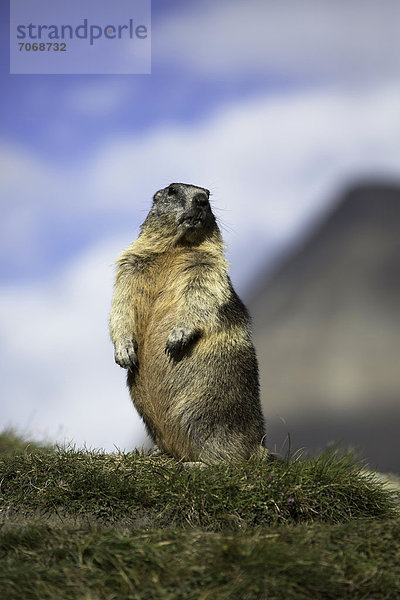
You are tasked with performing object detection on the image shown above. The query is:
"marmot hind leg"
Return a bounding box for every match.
[181,461,208,471]
[147,444,164,456]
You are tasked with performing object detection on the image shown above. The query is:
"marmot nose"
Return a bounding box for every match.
[193,192,209,207]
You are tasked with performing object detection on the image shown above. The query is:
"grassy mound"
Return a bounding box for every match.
[2,519,400,600]
[0,431,399,599]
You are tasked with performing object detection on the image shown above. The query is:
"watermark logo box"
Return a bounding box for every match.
[10,0,151,74]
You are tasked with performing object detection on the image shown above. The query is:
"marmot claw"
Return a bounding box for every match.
[165,327,193,358]
[114,338,138,369]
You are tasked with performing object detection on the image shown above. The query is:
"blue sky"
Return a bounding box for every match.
[1,0,400,450]
[2,0,298,162]
[1,0,303,283]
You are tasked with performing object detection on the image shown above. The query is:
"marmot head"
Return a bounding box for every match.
[142,183,218,244]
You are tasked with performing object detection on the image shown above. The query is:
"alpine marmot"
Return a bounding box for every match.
[109,183,268,465]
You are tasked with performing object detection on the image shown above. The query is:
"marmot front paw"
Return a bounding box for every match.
[165,327,194,358]
[114,338,138,370]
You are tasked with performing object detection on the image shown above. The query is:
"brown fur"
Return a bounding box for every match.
[109,183,267,464]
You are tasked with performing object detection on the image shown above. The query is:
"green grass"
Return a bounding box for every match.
[2,519,400,600]
[0,431,399,599]
[0,429,53,457]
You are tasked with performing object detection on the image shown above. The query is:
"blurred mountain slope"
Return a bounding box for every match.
[248,182,400,470]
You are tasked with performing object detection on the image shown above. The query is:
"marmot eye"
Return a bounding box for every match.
[167,184,179,196]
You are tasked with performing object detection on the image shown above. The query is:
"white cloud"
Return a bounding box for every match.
[0,238,149,451]
[66,80,134,118]
[3,83,400,284]
[4,84,400,285]
[154,0,400,85]
[0,145,62,270]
